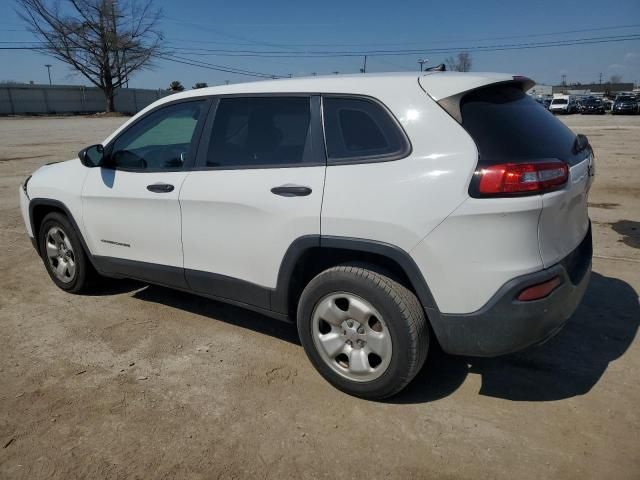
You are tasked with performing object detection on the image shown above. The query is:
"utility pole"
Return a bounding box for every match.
[417,58,428,72]
[360,55,367,74]
[44,64,52,85]
[599,72,603,85]
[332,71,339,75]
[561,74,567,86]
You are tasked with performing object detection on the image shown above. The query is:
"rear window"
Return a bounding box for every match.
[551,98,568,105]
[460,85,587,166]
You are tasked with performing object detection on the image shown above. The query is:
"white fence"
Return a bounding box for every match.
[0,84,169,115]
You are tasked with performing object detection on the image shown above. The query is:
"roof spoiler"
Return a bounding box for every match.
[437,76,535,124]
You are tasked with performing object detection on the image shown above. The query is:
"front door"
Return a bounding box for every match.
[82,99,209,285]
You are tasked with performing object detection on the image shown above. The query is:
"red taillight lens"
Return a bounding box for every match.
[517,276,562,301]
[477,161,568,195]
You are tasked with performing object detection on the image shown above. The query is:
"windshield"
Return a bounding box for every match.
[584,99,601,105]
[616,96,634,102]
[460,84,588,167]
[552,99,568,105]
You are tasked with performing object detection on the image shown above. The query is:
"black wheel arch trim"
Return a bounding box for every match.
[271,235,440,317]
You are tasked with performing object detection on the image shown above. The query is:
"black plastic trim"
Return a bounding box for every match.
[93,256,189,289]
[269,235,439,316]
[28,199,97,269]
[185,268,271,310]
[434,227,592,357]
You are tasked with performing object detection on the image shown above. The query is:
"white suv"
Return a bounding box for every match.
[19,72,594,399]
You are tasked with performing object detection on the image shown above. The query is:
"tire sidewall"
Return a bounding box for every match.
[39,213,88,292]
[297,268,419,398]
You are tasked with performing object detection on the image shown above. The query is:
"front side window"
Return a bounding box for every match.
[322,97,408,161]
[110,100,206,170]
[206,97,311,168]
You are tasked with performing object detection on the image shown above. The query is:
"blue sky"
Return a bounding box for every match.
[1,0,639,89]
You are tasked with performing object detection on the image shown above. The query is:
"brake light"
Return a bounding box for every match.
[517,276,562,301]
[476,161,568,196]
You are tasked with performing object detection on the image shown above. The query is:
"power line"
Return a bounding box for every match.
[6,32,639,57]
[159,54,279,78]
[166,22,640,48]
[158,33,640,57]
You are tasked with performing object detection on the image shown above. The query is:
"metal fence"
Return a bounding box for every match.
[0,84,169,115]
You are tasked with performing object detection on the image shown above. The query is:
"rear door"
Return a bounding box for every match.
[179,95,326,311]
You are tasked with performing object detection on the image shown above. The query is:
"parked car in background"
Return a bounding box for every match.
[19,72,594,399]
[603,98,614,111]
[549,95,578,114]
[581,98,606,115]
[612,95,638,115]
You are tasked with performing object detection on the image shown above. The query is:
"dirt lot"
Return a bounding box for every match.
[0,114,638,479]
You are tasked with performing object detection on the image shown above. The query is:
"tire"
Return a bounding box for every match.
[297,265,429,399]
[38,212,97,293]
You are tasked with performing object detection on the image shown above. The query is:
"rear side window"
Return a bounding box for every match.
[460,85,586,166]
[323,97,409,162]
[206,96,311,168]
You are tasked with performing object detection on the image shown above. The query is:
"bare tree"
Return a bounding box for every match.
[16,0,163,112]
[192,82,208,89]
[445,52,472,72]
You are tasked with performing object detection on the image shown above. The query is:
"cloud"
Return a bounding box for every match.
[623,52,638,62]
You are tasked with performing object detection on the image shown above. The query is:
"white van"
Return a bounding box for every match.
[549,94,577,114]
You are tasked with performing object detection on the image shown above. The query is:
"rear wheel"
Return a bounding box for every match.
[297,265,429,399]
[39,212,96,293]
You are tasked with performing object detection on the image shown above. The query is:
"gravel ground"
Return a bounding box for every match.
[0,114,638,479]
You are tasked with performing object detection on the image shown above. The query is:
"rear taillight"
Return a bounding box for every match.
[472,161,568,197]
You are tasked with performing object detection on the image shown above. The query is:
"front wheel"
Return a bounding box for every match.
[39,212,97,293]
[297,265,429,399]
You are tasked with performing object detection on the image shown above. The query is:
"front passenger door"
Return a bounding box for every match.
[82,99,209,284]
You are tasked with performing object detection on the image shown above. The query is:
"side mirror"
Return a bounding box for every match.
[78,144,104,168]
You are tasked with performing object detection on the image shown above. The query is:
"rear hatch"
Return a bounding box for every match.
[439,80,593,267]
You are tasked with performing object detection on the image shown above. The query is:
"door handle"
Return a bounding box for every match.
[147,183,174,193]
[271,185,312,197]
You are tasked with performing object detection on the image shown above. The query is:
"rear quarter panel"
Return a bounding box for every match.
[321,83,477,252]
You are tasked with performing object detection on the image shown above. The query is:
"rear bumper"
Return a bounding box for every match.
[432,225,592,357]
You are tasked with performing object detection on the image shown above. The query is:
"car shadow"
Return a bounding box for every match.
[127,272,638,403]
[84,277,145,296]
[132,285,301,346]
[391,272,639,404]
